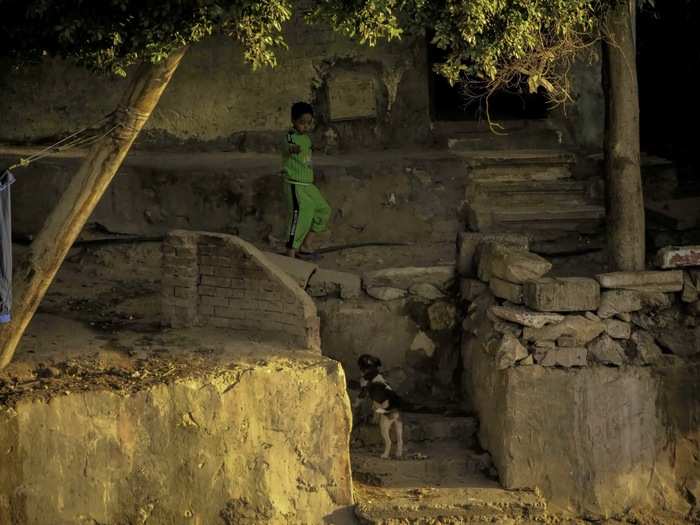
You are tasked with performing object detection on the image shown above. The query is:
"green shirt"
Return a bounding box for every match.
[281,130,313,184]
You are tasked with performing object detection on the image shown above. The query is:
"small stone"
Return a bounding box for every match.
[523,277,600,312]
[616,312,633,322]
[685,479,700,504]
[409,283,445,301]
[538,347,588,368]
[36,366,61,379]
[493,333,529,370]
[587,334,625,366]
[597,290,643,319]
[427,301,457,331]
[306,268,362,299]
[366,286,407,301]
[492,320,522,338]
[654,327,700,358]
[596,270,684,293]
[639,292,673,309]
[489,277,523,304]
[534,340,556,349]
[585,312,602,322]
[489,305,564,328]
[690,269,700,289]
[518,355,535,366]
[682,272,699,303]
[477,243,551,284]
[656,245,700,269]
[457,232,529,277]
[631,312,658,331]
[556,335,577,348]
[631,330,663,365]
[604,319,632,340]
[523,315,605,346]
[410,331,437,357]
[460,278,488,302]
[689,301,700,316]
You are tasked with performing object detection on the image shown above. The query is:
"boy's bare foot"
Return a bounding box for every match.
[300,233,316,253]
[301,230,331,253]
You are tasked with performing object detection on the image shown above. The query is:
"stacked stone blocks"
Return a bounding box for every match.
[459,236,700,517]
[162,230,320,351]
[459,233,700,369]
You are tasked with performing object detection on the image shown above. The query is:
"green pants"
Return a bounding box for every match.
[284,182,331,250]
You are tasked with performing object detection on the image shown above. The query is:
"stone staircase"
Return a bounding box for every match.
[350,413,546,524]
[434,119,566,152]
[455,149,605,237]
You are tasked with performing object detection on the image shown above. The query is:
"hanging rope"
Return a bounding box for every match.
[4,108,131,172]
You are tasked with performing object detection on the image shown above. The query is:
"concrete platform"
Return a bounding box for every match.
[0,328,353,525]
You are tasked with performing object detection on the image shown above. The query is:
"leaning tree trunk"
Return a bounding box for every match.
[0,47,188,369]
[602,0,645,271]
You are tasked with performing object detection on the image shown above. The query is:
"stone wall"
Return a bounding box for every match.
[459,236,700,518]
[0,350,353,524]
[259,251,462,402]
[162,230,320,351]
[314,265,460,402]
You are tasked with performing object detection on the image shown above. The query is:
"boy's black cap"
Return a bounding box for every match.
[291,101,313,122]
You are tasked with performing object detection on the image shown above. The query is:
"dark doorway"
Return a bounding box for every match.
[427,40,549,122]
[638,0,699,186]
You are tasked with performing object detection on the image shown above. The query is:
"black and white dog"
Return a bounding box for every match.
[355,354,403,459]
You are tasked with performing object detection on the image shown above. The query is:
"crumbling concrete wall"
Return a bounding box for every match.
[162,230,320,350]
[0,350,353,524]
[0,13,431,150]
[459,236,700,518]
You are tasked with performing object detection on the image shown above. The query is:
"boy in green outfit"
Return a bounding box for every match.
[282,102,331,260]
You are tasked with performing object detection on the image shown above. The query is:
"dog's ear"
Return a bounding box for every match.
[357,353,372,368]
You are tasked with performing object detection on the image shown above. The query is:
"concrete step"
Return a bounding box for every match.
[467,179,591,201]
[454,148,576,168]
[354,484,546,524]
[447,130,563,151]
[350,420,547,524]
[351,413,478,449]
[466,202,606,233]
[352,443,546,524]
[352,444,491,484]
[438,120,568,152]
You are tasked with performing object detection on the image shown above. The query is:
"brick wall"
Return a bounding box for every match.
[162,230,320,351]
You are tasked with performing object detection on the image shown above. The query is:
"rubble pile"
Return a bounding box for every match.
[459,233,700,370]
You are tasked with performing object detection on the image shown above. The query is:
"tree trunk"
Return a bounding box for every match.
[602,0,645,271]
[0,47,188,369]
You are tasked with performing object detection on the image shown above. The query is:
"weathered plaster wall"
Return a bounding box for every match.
[467,339,698,518]
[0,17,431,150]
[0,350,353,525]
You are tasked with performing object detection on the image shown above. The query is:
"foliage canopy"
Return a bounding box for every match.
[315,0,609,106]
[0,0,616,104]
[0,0,294,75]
